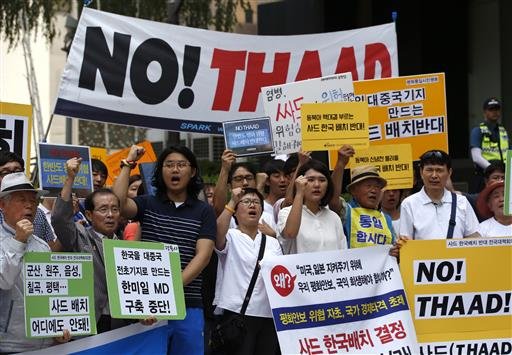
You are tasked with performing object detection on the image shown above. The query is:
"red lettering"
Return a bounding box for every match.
[211,49,246,111]
[335,46,358,80]
[239,52,290,112]
[364,43,391,79]
[276,97,302,122]
[295,50,322,81]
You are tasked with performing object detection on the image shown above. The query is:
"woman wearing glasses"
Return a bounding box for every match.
[215,187,282,354]
[278,159,347,254]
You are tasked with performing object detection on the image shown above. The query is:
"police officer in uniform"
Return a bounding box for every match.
[469,98,509,193]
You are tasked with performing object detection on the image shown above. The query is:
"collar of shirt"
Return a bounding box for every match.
[418,187,452,205]
[38,203,51,216]
[93,230,117,240]
[302,204,327,216]
[157,193,196,207]
[1,221,16,236]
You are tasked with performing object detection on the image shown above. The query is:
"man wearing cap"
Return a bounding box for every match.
[476,181,511,237]
[399,150,480,241]
[469,97,510,192]
[0,172,70,352]
[0,151,60,250]
[330,146,396,248]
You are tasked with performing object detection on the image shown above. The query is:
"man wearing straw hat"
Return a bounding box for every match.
[330,145,396,248]
[0,172,70,352]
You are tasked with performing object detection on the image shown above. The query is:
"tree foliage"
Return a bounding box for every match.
[1,0,250,49]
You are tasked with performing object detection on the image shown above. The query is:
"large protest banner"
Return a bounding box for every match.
[24,253,96,337]
[262,73,355,154]
[54,8,397,134]
[38,143,93,198]
[400,238,512,354]
[103,240,185,319]
[261,247,419,354]
[0,102,32,173]
[21,321,168,355]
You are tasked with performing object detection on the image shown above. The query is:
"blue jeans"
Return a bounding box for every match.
[167,307,204,355]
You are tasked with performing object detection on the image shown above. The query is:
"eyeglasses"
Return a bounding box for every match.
[0,168,23,178]
[238,198,261,206]
[163,161,191,170]
[94,206,121,215]
[231,175,255,183]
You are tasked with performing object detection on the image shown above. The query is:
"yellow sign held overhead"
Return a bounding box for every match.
[300,102,369,151]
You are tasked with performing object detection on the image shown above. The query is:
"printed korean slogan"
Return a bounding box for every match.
[262,73,355,154]
[0,102,32,173]
[38,143,93,198]
[222,117,274,156]
[329,144,414,190]
[261,246,419,354]
[54,8,397,135]
[24,253,96,337]
[400,238,512,354]
[301,102,369,152]
[103,240,185,320]
[353,72,448,160]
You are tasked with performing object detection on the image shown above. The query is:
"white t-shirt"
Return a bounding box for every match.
[277,205,347,254]
[478,218,512,237]
[214,229,282,317]
[400,188,479,240]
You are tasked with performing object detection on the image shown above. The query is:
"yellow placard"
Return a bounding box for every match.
[300,102,369,151]
[0,102,33,174]
[105,141,157,186]
[400,238,512,345]
[335,144,413,190]
[353,73,448,160]
[90,147,107,162]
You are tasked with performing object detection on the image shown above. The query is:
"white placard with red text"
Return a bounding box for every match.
[260,246,419,354]
[261,73,355,154]
[55,8,397,135]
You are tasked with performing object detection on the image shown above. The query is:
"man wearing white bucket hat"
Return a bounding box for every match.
[0,172,70,352]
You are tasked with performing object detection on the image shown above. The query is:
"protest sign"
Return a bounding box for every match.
[301,102,369,152]
[329,144,414,190]
[24,253,96,337]
[261,246,419,354]
[400,238,512,354]
[505,150,511,215]
[105,140,157,186]
[262,73,355,154]
[55,8,397,134]
[0,102,32,173]
[223,117,274,156]
[38,143,93,198]
[103,239,185,319]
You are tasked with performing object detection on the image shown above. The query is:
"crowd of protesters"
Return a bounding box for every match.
[0,134,510,354]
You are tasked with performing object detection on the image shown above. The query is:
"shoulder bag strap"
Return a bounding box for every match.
[447,192,457,239]
[239,234,266,315]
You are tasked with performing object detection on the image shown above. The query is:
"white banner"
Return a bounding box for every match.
[261,246,419,354]
[55,8,398,134]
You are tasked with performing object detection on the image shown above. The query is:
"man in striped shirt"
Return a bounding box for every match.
[114,145,216,355]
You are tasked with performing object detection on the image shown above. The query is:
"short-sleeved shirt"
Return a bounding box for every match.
[478,218,512,237]
[214,229,282,317]
[400,188,479,240]
[278,205,347,254]
[134,194,216,307]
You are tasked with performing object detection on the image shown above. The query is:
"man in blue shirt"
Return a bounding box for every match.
[113,145,216,355]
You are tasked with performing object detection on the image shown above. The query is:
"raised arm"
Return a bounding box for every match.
[216,187,243,250]
[329,145,354,213]
[280,175,307,239]
[212,149,236,216]
[112,145,145,219]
